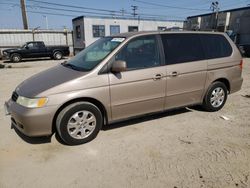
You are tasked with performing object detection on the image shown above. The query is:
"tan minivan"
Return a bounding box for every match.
[4,31,243,145]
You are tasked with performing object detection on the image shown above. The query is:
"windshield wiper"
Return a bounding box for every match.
[61,62,89,72]
[61,62,80,71]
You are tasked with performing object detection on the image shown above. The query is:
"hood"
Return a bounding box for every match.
[16,64,88,97]
[3,48,21,53]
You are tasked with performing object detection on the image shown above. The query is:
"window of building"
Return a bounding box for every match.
[128,26,138,32]
[93,25,105,38]
[158,27,167,31]
[115,35,160,70]
[76,25,81,39]
[110,25,120,35]
[161,34,205,65]
[200,34,232,59]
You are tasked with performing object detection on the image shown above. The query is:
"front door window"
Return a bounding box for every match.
[115,35,160,70]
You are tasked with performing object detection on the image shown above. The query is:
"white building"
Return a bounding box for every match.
[72,16,183,53]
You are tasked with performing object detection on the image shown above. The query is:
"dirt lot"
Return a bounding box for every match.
[0,58,250,188]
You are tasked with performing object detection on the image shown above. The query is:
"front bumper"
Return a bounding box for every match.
[2,53,10,60]
[5,99,58,137]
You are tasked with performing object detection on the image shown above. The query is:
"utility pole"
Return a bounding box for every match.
[210,1,219,31]
[20,0,28,29]
[120,8,125,16]
[131,5,138,18]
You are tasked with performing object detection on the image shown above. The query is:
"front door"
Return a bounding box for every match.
[108,35,166,121]
[24,42,42,58]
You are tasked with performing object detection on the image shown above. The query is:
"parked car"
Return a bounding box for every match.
[238,44,250,57]
[225,30,250,57]
[4,31,243,145]
[2,41,70,62]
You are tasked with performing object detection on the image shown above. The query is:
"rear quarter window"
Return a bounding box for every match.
[199,34,233,59]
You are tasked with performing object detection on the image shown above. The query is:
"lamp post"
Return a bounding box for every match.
[43,15,49,30]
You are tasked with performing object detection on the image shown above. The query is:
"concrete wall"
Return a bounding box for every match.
[73,16,183,52]
[0,29,73,57]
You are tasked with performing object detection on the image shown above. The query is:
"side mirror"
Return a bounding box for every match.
[111,60,127,73]
[25,46,29,49]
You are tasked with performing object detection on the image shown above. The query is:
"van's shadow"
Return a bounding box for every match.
[102,107,198,131]
[12,106,203,145]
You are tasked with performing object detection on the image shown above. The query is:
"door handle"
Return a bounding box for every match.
[153,74,163,80]
[170,71,178,77]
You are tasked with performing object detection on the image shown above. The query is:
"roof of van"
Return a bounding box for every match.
[111,31,225,38]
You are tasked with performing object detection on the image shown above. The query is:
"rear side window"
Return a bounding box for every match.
[161,34,205,65]
[200,34,232,59]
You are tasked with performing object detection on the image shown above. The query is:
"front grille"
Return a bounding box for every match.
[11,91,18,102]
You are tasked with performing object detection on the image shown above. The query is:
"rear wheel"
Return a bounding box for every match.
[10,53,22,63]
[56,102,103,145]
[202,82,228,112]
[53,51,63,60]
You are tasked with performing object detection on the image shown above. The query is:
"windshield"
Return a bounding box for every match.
[21,43,27,48]
[65,37,125,71]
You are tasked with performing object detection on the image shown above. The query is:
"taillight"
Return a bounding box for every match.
[240,59,243,70]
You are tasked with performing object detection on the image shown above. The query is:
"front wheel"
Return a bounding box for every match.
[56,102,103,145]
[202,82,228,112]
[10,53,22,63]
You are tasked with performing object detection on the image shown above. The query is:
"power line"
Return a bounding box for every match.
[27,0,126,14]
[27,10,77,17]
[32,5,129,17]
[133,0,210,11]
[1,1,185,20]
[27,0,184,19]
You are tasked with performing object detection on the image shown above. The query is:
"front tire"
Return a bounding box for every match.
[56,102,103,145]
[10,53,22,63]
[202,82,228,112]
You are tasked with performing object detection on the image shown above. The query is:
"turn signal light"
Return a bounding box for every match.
[240,59,243,70]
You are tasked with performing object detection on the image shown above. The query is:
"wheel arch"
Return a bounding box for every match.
[52,97,108,133]
[10,52,22,58]
[213,78,230,93]
[52,49,63,55]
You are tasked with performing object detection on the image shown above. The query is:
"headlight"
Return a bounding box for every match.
[16,96,48,108]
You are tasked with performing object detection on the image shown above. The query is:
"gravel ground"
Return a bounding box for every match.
[0,58,250,188]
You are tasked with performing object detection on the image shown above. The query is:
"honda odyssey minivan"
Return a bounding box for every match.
[4,31,243,145]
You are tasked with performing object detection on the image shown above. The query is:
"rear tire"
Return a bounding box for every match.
[202,82,228,112]
[10,53,22,63]
[56,102,103,145]
[53,51,63,60]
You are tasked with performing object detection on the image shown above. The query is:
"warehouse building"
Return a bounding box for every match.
[72,16,183,53]
[185,7,250,45]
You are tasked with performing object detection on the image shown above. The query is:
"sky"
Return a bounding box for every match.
[0,0,250,30]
